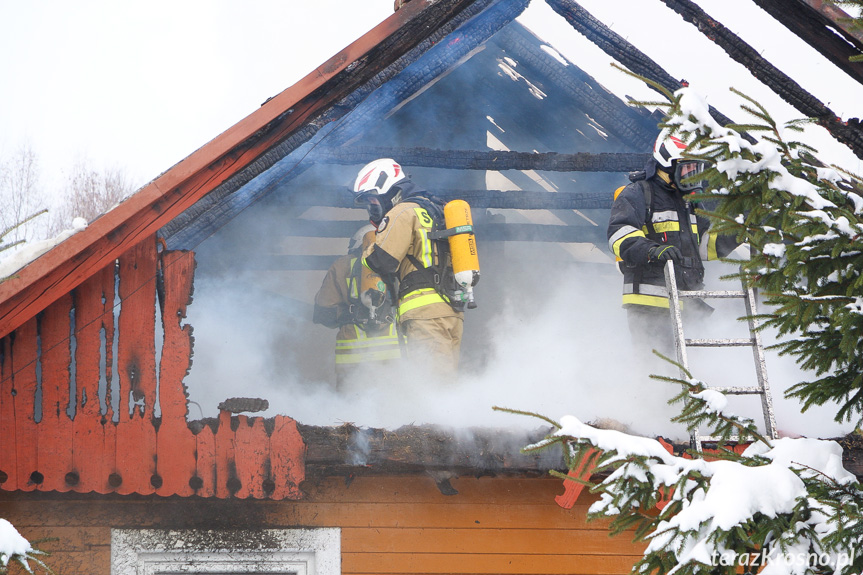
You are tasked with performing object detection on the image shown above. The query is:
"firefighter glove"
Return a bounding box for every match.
[647,244,683,263]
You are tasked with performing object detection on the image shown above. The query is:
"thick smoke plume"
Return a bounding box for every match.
[184,228,850,441]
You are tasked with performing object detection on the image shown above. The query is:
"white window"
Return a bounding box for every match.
[111,528,340,575]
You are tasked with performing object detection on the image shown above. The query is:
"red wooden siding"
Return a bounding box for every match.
[0,237,305,499]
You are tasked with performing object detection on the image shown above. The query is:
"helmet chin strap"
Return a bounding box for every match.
[656,168,674,187]
[367,203,384,225]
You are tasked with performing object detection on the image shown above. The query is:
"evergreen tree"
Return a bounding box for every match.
[667,88,863,426]
[500,81,863,575]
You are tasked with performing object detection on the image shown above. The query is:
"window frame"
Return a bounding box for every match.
[111,528,340,575]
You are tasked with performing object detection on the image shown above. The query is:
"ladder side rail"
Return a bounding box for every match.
[664,260,689,371]
[742,278,779,440]
[664,261,703,452]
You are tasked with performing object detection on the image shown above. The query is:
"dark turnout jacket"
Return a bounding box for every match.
[607,160,741,308]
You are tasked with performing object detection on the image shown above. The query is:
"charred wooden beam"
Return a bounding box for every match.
[297,422,564,476]
[659,0,863,160]
[489,25,660,151]
[243,254,616,273]
[298,424,863,481]
[160,0,507,251]
[323,0,531,147]
[544,0,738,130]
[311,146,650,172]
[278,218,607,245]
[280,186,615,209]
[750,0,863,86]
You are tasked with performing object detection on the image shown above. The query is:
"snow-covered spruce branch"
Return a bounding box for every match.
[503,378,863,575]
[639,85,863,425]
[0,519,52,575]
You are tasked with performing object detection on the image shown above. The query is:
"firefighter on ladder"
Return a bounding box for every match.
[607,129,742,355]
[351,158,475,379]
[313,224,401,389]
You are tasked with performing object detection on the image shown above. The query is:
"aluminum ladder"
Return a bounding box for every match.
[664,260,778,452]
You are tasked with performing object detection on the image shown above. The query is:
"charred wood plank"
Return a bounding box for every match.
[750,0,863,86]
[297,423,565,476]
[279,219,606,244]
[283,216,606,243]
[312,147,650,172]
[489,25,660,151]
[544,0,739,130]
[241,255,616,275]
[659,0,863,160]
[281,186,615,210]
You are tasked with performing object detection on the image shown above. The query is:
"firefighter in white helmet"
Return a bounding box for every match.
[607,129,741,354]
[313,223,401,389]
[351,158,466,378]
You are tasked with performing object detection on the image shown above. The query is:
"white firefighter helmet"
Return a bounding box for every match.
[653,129,688,168]
[352,158,406,199]
[653,129,709,192]
[347,223,376,254]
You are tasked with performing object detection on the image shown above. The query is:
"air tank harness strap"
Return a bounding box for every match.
[399,256,446,300]
[397,224,475,300]
[428,225,474,240]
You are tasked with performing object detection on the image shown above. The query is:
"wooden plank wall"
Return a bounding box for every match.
[0,236,304,500]
[0,476,645,575]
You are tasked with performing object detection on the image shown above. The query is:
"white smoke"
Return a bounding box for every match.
[183,241,852,442]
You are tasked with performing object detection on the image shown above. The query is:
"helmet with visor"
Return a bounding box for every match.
[653,129,710,192]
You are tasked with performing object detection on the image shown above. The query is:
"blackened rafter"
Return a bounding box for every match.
[750,0,863,86]
[543,0,739,130]
[279,186,614,210]
[488,25,661,151]
[658,0,863,159]
[311,146,650,172]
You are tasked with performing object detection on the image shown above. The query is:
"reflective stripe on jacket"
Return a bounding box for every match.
[607,175,707,308]
[335,323,401,364]
[363,198,461,322]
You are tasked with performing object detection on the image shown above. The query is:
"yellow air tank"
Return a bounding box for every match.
[359,230,387,318]
[443,199,480,309]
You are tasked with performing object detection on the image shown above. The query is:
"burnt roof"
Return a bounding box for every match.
[0,0,861,338]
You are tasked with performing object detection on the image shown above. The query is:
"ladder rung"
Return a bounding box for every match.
[685,338,754,347]
[665,261,778,447]
[678,289,746,299]
[707,386,764,395]
[696,435,743,443]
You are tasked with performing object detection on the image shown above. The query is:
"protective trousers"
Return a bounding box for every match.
[400,315,463,380]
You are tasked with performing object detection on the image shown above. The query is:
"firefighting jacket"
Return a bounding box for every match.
[363,183,464,322]
[607,163,740,308]
[312,254,400,365]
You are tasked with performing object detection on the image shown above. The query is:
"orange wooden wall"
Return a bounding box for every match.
[0,475,645,575]
[0,236,304,500]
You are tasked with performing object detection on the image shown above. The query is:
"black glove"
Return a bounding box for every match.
[647,244,683,263]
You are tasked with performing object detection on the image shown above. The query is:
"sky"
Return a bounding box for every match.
[0,1,393,194]
[1,0,861,197]
[1,0,861,440]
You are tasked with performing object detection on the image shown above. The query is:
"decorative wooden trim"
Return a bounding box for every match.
[0,245,305,500]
